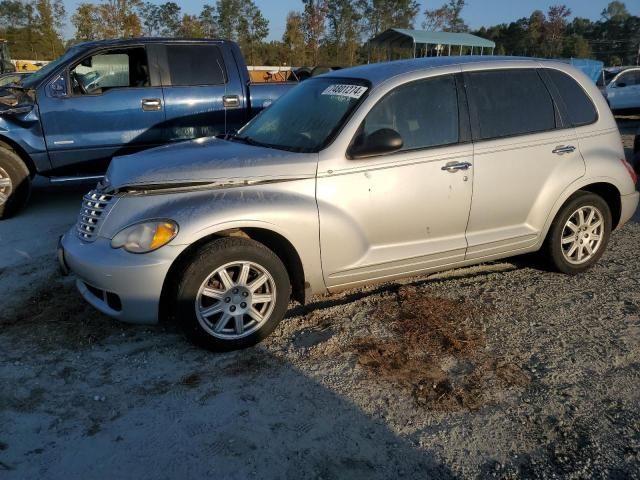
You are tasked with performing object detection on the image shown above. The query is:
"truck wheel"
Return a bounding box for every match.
[545,192,612,275]
[174,237,291,351]
[0,149,31,219]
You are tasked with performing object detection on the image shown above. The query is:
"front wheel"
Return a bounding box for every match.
[173,237,291,351]
[546,192,612,274]
[0,148,31,219]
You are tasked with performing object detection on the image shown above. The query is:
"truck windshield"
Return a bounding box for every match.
[238,77,369,153]
[19,45,85,89]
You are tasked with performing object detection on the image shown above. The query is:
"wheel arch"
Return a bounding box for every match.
[576,182,622,230]
[0,135,37,177]
[159,227,307,323]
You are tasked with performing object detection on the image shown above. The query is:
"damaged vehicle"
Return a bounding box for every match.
[0,38,294,219]
[59,57,639,351]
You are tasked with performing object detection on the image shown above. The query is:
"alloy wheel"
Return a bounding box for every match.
[0,166,12,206]
[560,205,604,265]
[195,260,277,339]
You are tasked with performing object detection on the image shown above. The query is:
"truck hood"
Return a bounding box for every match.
[0,87,35,114]
[104,137,318,192]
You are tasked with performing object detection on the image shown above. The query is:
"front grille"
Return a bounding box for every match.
[76,190,114,241]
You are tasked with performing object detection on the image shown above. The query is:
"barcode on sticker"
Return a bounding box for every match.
[321,84,368,99]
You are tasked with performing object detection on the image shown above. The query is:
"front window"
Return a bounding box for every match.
[70,47,149,95]
[238,77,369,153]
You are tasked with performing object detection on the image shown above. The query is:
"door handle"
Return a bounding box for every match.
[141,98,162,112]
[441,161,472,172]
[223,95,240,108]
[552,145,576,155]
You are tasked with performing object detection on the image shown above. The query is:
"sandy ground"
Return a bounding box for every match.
[1,123,639,479]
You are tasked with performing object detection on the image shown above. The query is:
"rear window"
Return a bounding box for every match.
[166,44,227,86]
[466,69,556,141]
[545,69,597,127]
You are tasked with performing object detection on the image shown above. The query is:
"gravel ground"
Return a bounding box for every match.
[1,121,639,479]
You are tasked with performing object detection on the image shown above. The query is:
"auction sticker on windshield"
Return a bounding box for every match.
[322,84,368,99]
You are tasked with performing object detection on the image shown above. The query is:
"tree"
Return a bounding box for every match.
[423,0,467,32]
[237,0,269,65]
[542,5,571,57]
[72,3,100,41]
[563,34,592,58]
[601,1,629,22]
[283,11,306,66]
[98,0,143,38]
[302,0,327,65]
[178,14,205,37]
[199,4,217,37]
[358,0,419,38]
[216,0,240,40]
[35,0,66,58]
[326,0,361,65]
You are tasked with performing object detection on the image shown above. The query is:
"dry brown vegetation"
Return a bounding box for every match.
[345,286,529,410]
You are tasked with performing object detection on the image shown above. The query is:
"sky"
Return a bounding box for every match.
[63,0,640,41]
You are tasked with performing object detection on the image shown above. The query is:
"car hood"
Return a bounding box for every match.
[0,87,35,113]
[104,137,318,191]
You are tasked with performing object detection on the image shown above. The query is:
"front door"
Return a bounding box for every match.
[462,67,585,260]
[39,46,165,175]
[607,69,640,110]
[317,74,474,289]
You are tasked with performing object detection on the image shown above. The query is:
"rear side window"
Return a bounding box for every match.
[545,69,597,127]
[466,69,556,140]
[166,44,227,86]
[357,75,459,152]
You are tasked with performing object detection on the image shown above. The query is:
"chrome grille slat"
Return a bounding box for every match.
[75,190,114,242]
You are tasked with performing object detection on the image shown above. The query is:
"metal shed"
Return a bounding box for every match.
[368,28,496,59]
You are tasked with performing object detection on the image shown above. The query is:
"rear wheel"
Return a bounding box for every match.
[173,237,291,351]
[546,192,612,274]
[0,148,31,219]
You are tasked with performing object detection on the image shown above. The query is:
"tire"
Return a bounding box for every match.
[545,192,612,275]
[173,237,291,351]
[0,148,31,220]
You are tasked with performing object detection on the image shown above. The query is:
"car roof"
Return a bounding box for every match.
[73,37,231,50]
[324,55,548,87]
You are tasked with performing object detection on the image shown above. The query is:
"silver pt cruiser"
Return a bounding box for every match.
[59,57,639,351]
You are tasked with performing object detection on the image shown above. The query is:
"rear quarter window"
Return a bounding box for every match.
[466,69,556,141]
[545,69,597,127]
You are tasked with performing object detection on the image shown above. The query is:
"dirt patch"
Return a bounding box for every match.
[346,286,529,410]
[0,274,132,352]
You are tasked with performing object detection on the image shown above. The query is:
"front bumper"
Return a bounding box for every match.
[619,191,640,229]
[60,231,187,324]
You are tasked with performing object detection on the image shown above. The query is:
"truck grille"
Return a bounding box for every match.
[76,190,114,241]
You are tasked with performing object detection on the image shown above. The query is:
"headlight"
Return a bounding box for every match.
[111,220,178,253]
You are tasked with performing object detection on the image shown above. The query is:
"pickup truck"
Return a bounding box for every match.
[0,38,295,218]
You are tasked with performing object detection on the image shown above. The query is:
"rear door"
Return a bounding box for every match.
[159,43,245,142]
[39,45,165,175]
[462,67,585,260]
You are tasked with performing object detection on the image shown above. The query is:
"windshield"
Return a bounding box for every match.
[596,69,618,87]
[238,77,370,152]
[19,45,85,89]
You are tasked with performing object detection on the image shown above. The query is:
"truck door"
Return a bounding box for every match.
[38,45,165,175]
[159,43,246,143]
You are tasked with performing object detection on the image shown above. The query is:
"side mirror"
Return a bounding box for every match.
[616,81,627,88]
[349,128,403,159]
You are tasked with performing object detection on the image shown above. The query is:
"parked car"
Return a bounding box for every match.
[0,38,295,219]
[59,56,639,351]
[598,66,640,113]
